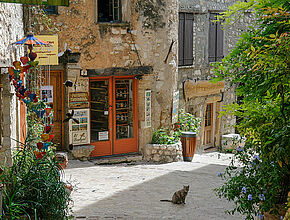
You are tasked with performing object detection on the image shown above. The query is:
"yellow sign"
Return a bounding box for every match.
[33,35,58,65]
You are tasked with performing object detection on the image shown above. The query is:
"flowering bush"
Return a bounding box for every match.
[215,144,286,219]
[213,0,289,219]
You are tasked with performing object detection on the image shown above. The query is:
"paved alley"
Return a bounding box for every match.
[65,152,243,220]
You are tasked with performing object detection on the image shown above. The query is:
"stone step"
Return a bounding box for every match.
[92,154,143,165]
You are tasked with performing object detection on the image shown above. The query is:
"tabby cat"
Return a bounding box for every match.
[160,185,189,204]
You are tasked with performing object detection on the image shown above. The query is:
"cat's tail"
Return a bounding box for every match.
[160,199,172,202]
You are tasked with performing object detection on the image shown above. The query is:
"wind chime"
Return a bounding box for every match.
[9,33,54,159]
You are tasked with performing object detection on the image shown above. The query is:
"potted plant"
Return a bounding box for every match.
[174,110,201,161]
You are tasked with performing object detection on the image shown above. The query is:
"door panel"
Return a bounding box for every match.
[89,78,113,157]
[114,77,137,154]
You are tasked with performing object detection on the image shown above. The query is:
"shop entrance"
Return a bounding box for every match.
[89,76,137,157]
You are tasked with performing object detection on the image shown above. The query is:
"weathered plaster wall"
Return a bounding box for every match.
[53,0,179,152]
[0,2,24,165]
[178,0,253,150]
[135,0,179,150]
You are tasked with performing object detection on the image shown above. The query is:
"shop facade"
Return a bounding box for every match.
[43,0,179,157]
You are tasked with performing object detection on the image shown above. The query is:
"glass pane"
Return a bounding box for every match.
[115,79,133,139]
[90,80,109,142]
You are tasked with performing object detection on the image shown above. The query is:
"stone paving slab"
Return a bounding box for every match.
[65,152,242,219]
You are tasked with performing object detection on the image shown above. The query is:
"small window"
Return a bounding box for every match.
[178,13,194,66]
[208,13,224,62]
[98,0,121,23]
[42,6,58,15]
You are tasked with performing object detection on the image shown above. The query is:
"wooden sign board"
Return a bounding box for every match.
[184,80,225,100]
[69,92,89,109]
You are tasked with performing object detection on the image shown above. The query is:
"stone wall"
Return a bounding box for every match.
[143,142,182,163]
[51,0,179,153]
[0,2,24,165]
[178,0,253,151]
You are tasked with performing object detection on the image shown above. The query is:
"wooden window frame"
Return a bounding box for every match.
[178,12,194,66]
[208,13,224,62]
[98,0,122,23]
[42,6,58,15]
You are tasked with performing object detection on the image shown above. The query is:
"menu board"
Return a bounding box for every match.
[69,109,90,145]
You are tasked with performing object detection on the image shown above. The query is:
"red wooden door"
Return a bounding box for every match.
[89,76,137,157]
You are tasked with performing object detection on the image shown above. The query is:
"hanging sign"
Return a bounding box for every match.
[69,92,89,109]
[0,0,69,6]
[69,109,90,145]
[145,90,151,128]
[172,90,179,124]
[33,35,58,65]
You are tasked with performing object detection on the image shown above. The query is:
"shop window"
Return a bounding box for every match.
[42,6,58,15]
[208,13,224,62]
[178,12,194,66]
[98,0,121,22]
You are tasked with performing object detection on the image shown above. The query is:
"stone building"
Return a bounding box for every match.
[0,2,24,165]
[177,0,252,151]
[43,0,179,158]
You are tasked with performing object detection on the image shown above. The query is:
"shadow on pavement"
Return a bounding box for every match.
[73,164,243,220]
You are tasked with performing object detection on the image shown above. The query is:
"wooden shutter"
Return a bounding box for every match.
[178,13,185,66]
[183,13,193,66]
[216,21,224,61]
[208,13,217,62]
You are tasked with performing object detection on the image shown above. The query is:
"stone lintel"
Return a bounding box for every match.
[86,66,153,77]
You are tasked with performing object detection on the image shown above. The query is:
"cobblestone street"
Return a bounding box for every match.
[66,152,243,220]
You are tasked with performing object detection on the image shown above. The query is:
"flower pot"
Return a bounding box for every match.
[181,132,197,162]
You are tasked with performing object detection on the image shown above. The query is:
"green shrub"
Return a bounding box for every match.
[0,144,72,219]
[151,129,176,145]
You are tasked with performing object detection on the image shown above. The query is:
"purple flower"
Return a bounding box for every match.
[242,187,247,193]
[258,214,264,219]
[280,216,284,219]
[248,194,253,200]
[217,172,222,177]
[253,154,260,160]
[258,194,265,201]
[237,146,243,152]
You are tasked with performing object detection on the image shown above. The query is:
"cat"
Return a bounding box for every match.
[160,185,190,204]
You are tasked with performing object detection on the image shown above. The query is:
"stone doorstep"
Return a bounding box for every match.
[91,154,143,165]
